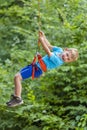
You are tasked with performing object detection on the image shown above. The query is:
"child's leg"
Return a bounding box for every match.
[6,73,23,107]
[14,73,23,98]
[6,65,42,107]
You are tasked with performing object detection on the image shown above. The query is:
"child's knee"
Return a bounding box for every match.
[14,73,22,81]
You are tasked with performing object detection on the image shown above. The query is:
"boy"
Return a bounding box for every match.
[6,31,79,107]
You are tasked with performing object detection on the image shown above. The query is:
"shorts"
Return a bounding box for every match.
[20,64,43,80]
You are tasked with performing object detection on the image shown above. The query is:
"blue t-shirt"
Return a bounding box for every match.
[37,46,64,70]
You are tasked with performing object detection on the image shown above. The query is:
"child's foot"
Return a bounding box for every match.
[6,95,23,107]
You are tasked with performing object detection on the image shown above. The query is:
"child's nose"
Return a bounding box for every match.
[65,55,69,60]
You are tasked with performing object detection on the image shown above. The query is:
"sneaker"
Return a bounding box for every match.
[6,94,23,107]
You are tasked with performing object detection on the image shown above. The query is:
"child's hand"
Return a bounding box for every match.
[39,30,45,37]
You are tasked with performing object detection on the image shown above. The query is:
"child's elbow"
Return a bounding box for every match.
[48,45,53,51]
[48,52,52,57]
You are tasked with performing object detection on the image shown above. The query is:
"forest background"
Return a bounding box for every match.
[0,0,87,130]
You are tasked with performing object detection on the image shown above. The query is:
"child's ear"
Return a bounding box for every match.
[64,48,68,51]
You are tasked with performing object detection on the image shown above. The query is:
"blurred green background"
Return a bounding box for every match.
[0,0,87,130]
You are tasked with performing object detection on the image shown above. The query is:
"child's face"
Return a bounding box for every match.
[61,50,74,63]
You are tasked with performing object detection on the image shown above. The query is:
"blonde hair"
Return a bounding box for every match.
[67,48,79,61]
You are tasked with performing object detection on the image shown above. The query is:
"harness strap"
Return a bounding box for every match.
[31,54,47,80]
[32,56,37,80]
[37,53,47,72]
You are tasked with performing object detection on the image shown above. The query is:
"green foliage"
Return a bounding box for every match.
[0,0,87,130]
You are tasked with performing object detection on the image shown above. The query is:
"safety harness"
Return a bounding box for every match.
[31,52,47,80]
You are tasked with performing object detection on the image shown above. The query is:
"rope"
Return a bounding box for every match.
[36,0,41,52]
[38,0,41,31]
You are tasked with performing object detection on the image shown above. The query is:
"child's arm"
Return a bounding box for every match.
[39,32,52,57]
[39,31,53,51]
